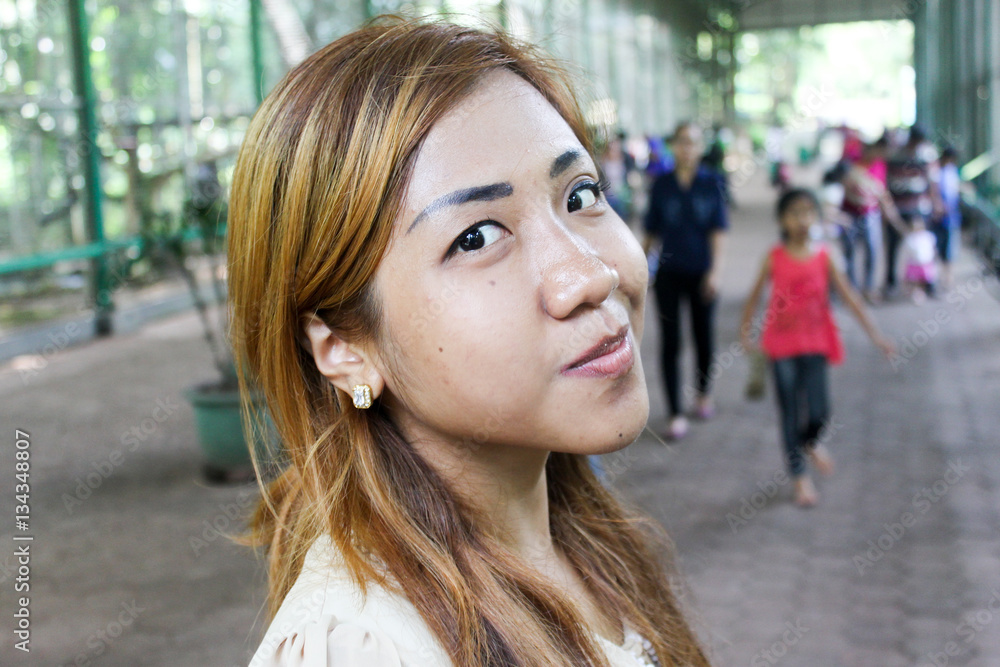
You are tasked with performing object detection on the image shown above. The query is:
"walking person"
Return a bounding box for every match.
[600,130,633,221]
[643,122,728,441]
[885,126,944,298]
[740,189,894,507]
[839,143,906,302]
[229,18,710,667]
[934,146,962,289]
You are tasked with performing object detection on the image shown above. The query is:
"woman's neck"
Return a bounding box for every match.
[417,439,556,564]
[674,163,697,188]
[412,438,624,644]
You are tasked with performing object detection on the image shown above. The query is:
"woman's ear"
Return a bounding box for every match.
[302,313,385,402]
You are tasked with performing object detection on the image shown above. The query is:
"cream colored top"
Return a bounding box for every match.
[249,534,658,667]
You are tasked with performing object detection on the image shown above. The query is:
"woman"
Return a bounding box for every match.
[838,142,904,302]
[229,18,710,667]
[642,123,728,441]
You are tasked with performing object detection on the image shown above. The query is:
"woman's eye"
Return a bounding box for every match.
[567,182,602,213]
[447,221,506,256]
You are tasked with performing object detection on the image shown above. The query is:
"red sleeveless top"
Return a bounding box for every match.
[760,245,845,364]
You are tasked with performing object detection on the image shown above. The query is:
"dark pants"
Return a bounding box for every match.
[772,354,829,477]
[934,224,957,263]
[884,221,902,289]
[654,269,716,418]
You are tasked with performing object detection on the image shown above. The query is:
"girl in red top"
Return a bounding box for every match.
[740,189,895,507]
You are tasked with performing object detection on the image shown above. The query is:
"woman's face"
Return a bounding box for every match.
[670,125,703,170]
[371,71,648,459]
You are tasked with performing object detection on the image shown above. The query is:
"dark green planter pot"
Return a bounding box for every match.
[183,382,279,481]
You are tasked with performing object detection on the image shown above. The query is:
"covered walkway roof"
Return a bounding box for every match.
[734,0,905,31]
[708,0,999,202]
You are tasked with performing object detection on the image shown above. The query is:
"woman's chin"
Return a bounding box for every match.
[598,418,648,454]
[560,402,650,456]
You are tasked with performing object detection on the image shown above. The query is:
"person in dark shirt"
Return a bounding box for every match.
[643,122,728,440]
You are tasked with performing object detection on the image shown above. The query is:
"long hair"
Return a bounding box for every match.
[228,16,710,667]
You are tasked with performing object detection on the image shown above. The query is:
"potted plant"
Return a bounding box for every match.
[149,162,280,483]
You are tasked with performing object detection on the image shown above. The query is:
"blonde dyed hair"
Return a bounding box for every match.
[228,16,710,667]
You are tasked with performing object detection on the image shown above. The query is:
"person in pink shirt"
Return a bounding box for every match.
[741,189,895,507]
[841,127,864,164]
[839,143,906,301]
[866,136,889,186]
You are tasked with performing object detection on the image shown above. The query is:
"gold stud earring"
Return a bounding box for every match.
[351,384,373,409]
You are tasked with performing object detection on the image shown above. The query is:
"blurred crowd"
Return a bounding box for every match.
[817,124,963,304]
[599,122,966,307]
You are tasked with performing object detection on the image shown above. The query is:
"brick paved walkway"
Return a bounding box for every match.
[1,171,998,666]
[625,174,1000,666]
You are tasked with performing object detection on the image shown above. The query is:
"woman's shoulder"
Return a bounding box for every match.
[249,535,450,667]
[595,627,660,667]
[694,166,725,188]
[249,613,404,667]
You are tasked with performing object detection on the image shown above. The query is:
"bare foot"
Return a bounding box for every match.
[793,476,819,507]
[808,444,835,477]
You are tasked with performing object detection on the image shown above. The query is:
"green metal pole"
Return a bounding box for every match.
[250,0,265,105]
[68,0,113,336]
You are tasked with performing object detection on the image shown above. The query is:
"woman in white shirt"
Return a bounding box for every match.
[228,17,710,667]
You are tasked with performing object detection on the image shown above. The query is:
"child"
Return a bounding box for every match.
[740,189,895,507]
[901,217,939,303]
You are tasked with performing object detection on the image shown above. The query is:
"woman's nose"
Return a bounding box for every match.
[539,228,620,320]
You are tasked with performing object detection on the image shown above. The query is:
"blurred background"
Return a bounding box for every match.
[1,0,999,665]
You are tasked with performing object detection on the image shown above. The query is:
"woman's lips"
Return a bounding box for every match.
[563,328,634,379]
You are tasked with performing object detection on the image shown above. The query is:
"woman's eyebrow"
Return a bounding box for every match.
[550,149,582,179]
[407,182,513,234]
[406,149,583,234]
